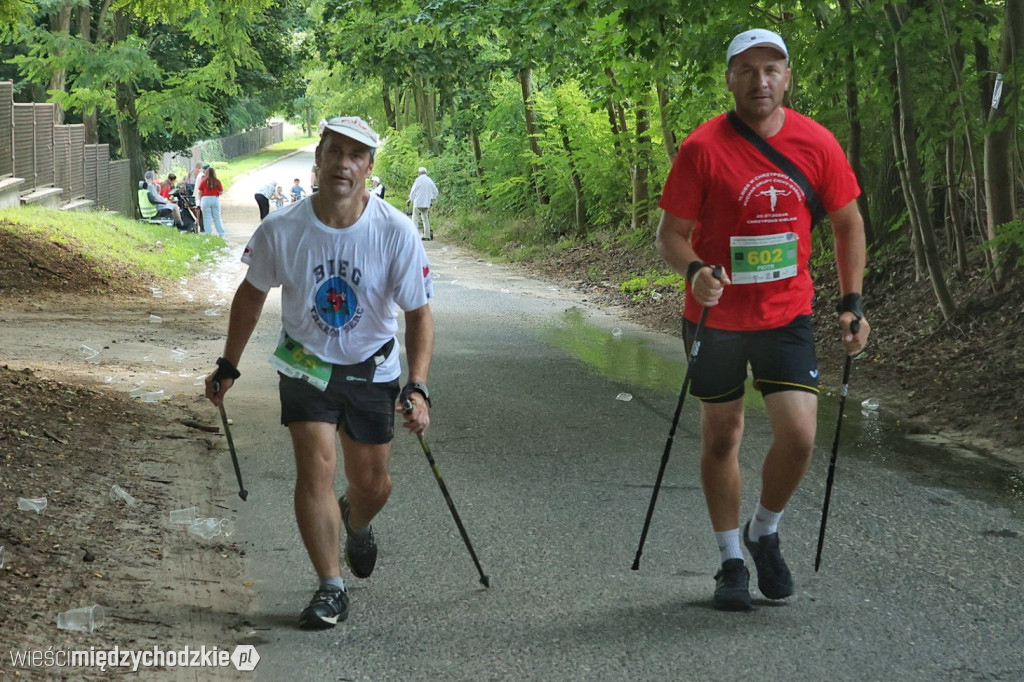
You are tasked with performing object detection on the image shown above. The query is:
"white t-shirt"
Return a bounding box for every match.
[241,195,434,382]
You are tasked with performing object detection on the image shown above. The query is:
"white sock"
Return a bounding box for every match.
[715,529,744,563]
[320,576,346,593]
[748,503,784,541]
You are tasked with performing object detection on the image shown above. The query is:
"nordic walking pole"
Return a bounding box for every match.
[814,318,861,571]
[632,266,721,571]
[404,400,490,587]
[214,381,248,501]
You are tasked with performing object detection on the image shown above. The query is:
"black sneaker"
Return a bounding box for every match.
[743,521,794,599]
[298,587,348,630]
[713,558,753,611]
[339,495,377,578]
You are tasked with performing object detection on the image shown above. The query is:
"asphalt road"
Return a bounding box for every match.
[213,149,1024,681]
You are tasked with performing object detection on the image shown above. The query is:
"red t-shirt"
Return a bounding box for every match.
[659,108,861,331]
[198,177,223,197]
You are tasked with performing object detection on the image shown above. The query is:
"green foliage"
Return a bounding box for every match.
[619,270,686,302]
[0,206,224,280]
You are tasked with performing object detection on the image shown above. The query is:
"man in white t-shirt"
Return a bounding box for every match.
[206,116,435,631]
[406,167,439,240]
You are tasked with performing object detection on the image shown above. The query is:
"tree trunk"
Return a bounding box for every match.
[631,89,653,232]
[886,3,956,321]
[655,80,677,161]
[518,67,548,206]
[945,138,969,274]
[940,3,991,273]
[113,10,145,216]
[382,83,396,130]
[47,1,73,124]
[839,0,872,244]
[470,128,484,182]
[556,114,586,237]
[983,0,1023,286]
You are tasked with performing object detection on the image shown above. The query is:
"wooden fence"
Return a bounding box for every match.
[0,80,284,215]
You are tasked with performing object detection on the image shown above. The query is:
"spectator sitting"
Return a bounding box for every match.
[159,173,177,199]
[143,171,182,227]
[290,178,306,202]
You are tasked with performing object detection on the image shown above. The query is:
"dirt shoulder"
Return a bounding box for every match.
[0,228,254,679]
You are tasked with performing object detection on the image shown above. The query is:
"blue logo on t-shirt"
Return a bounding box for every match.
[314,277,358,329]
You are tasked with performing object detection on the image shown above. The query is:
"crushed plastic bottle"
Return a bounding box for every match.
[615,392,633,402]
[861,398,880,411]
[17,497,48,514]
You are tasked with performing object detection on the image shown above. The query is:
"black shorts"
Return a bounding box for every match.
[683,315,819,403]
[278,373,400,444]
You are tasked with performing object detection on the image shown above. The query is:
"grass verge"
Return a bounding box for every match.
[0,206,225,281]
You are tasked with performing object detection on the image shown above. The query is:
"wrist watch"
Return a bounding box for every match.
[401,382,431,407]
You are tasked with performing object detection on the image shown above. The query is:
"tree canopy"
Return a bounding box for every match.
[3,0,1022,305]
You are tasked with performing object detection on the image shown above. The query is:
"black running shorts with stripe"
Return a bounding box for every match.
[683,314,819,403]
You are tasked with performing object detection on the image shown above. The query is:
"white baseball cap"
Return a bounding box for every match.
[322,116,379,148]
[726,29,789,64]
[372,176,380,182]
[417,167,427,174]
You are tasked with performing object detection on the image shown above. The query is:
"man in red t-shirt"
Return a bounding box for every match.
[656,28,871,611]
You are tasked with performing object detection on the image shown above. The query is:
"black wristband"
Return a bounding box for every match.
[400,382,431,407]
[213,357,241,383]
[837,292,864,320]
[686,260,709,283]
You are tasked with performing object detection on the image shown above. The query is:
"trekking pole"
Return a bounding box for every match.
[404,400,490,587]
[214,382,248,501]
[814,319,861,571]
[632,265,721,571]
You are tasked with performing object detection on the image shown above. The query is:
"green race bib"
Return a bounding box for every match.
[269,333,332,391]
[730,233,798,285]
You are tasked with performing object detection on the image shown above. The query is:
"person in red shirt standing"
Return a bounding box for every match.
[198,165,226,237]
[656,28,871,611]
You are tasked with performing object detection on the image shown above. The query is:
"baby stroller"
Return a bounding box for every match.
[171,186,201,233]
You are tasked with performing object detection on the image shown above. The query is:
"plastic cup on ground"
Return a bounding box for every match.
[0,545,5,568]
[188,518,228,540]
[17,497,48,514]
[109,485,138,507]
[57,604,105,632]
[169,507,197,525]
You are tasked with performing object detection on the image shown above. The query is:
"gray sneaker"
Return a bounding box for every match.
[339,495,377,579]
[743,521,794,599]
[299,587,348,629]
[713,558,753,611]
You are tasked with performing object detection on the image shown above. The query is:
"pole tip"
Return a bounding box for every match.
[239,490,249,501]
[480,575,490,588]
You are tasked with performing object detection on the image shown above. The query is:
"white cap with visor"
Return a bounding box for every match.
[727,29,789,64]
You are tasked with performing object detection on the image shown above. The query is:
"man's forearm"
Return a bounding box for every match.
[222,280,268,367]
[403,305,434,383]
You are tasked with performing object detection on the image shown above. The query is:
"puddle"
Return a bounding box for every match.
[543,307,764,408]
[547,307,1023,509]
